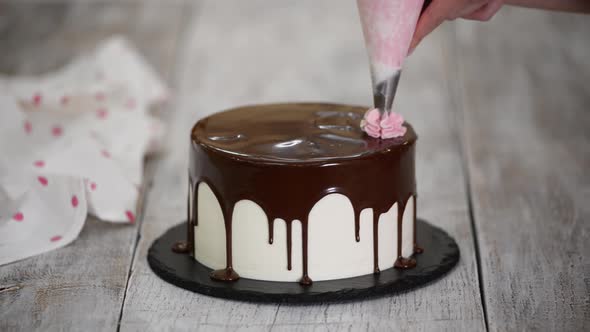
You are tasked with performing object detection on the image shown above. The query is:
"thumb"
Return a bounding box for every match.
[408,0,449,55]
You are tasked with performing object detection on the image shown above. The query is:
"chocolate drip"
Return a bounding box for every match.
[414,245,424,254]
[188,103,418,284]
[184,177,194,254]
[372,209,380,273]
[172,241,190,253]
[394,198,416,269]
[210,203,240,281]
[394,256,417,269]
[397,201,405,259]
[268,218,275,244]
[413,195,424,254]
[300,218,312,285]
[187,179,198,256]
[210,266,239,281]
[354,210,361,242]
[286,220,293,271]
[192,178,198,227]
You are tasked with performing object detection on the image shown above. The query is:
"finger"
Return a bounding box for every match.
[452,1,489,19]
[462,0,504,21]
[408,0,450,55]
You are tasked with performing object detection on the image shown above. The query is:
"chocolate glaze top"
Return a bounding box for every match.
[192,103,417,164]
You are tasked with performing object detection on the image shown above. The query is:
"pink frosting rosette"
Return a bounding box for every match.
[360,108,407,139]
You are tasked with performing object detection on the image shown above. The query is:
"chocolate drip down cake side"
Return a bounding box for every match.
[183,103,422,286]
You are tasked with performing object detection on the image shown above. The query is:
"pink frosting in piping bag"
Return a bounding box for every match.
[358,0,424,70]
[357,0,424,139]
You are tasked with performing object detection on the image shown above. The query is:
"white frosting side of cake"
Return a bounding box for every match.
[308,194,372,280]
[193,182,414,282]
[232,202,303,280]
[193,182,226,270]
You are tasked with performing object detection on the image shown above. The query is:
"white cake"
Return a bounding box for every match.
[183,103,421,285]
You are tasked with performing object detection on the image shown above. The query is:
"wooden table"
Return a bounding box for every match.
[1,1,588,331]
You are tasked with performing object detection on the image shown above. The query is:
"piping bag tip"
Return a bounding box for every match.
[357,0,426,115]
[372,70,401,115]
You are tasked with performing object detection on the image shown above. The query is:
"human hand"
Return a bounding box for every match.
[409,0,504,54]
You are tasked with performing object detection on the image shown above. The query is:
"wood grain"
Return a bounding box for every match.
[0,2,186,331]
[119,1,485,331]
[453,7,590,331]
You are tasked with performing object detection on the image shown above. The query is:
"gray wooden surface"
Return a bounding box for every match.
[0,1,588,331]
[452,8,590,332]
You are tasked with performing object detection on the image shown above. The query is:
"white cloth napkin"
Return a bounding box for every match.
[0,36,168,265]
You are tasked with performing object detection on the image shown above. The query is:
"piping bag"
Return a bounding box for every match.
[357,0,430,121]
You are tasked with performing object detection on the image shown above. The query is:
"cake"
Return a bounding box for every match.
[180,103,421,285]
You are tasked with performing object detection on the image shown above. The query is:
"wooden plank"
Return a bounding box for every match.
[119,1,485,330]
[453,6,590,331]
[0,1,186,331]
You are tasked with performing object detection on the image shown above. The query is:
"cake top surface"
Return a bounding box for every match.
[192,103,416,164]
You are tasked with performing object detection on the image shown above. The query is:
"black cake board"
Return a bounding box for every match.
[148,219,460,304]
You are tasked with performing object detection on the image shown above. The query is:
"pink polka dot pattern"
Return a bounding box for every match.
[13,212,24,222]
[32,93,42,106]
[24,121,32,134]
[126,210,135,223]
[0,38,169,265]
[51,125,63,137]
[38,176,48,186]
[96,108,108,119]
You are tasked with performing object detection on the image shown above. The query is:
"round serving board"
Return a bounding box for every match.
[148,219,459,303]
